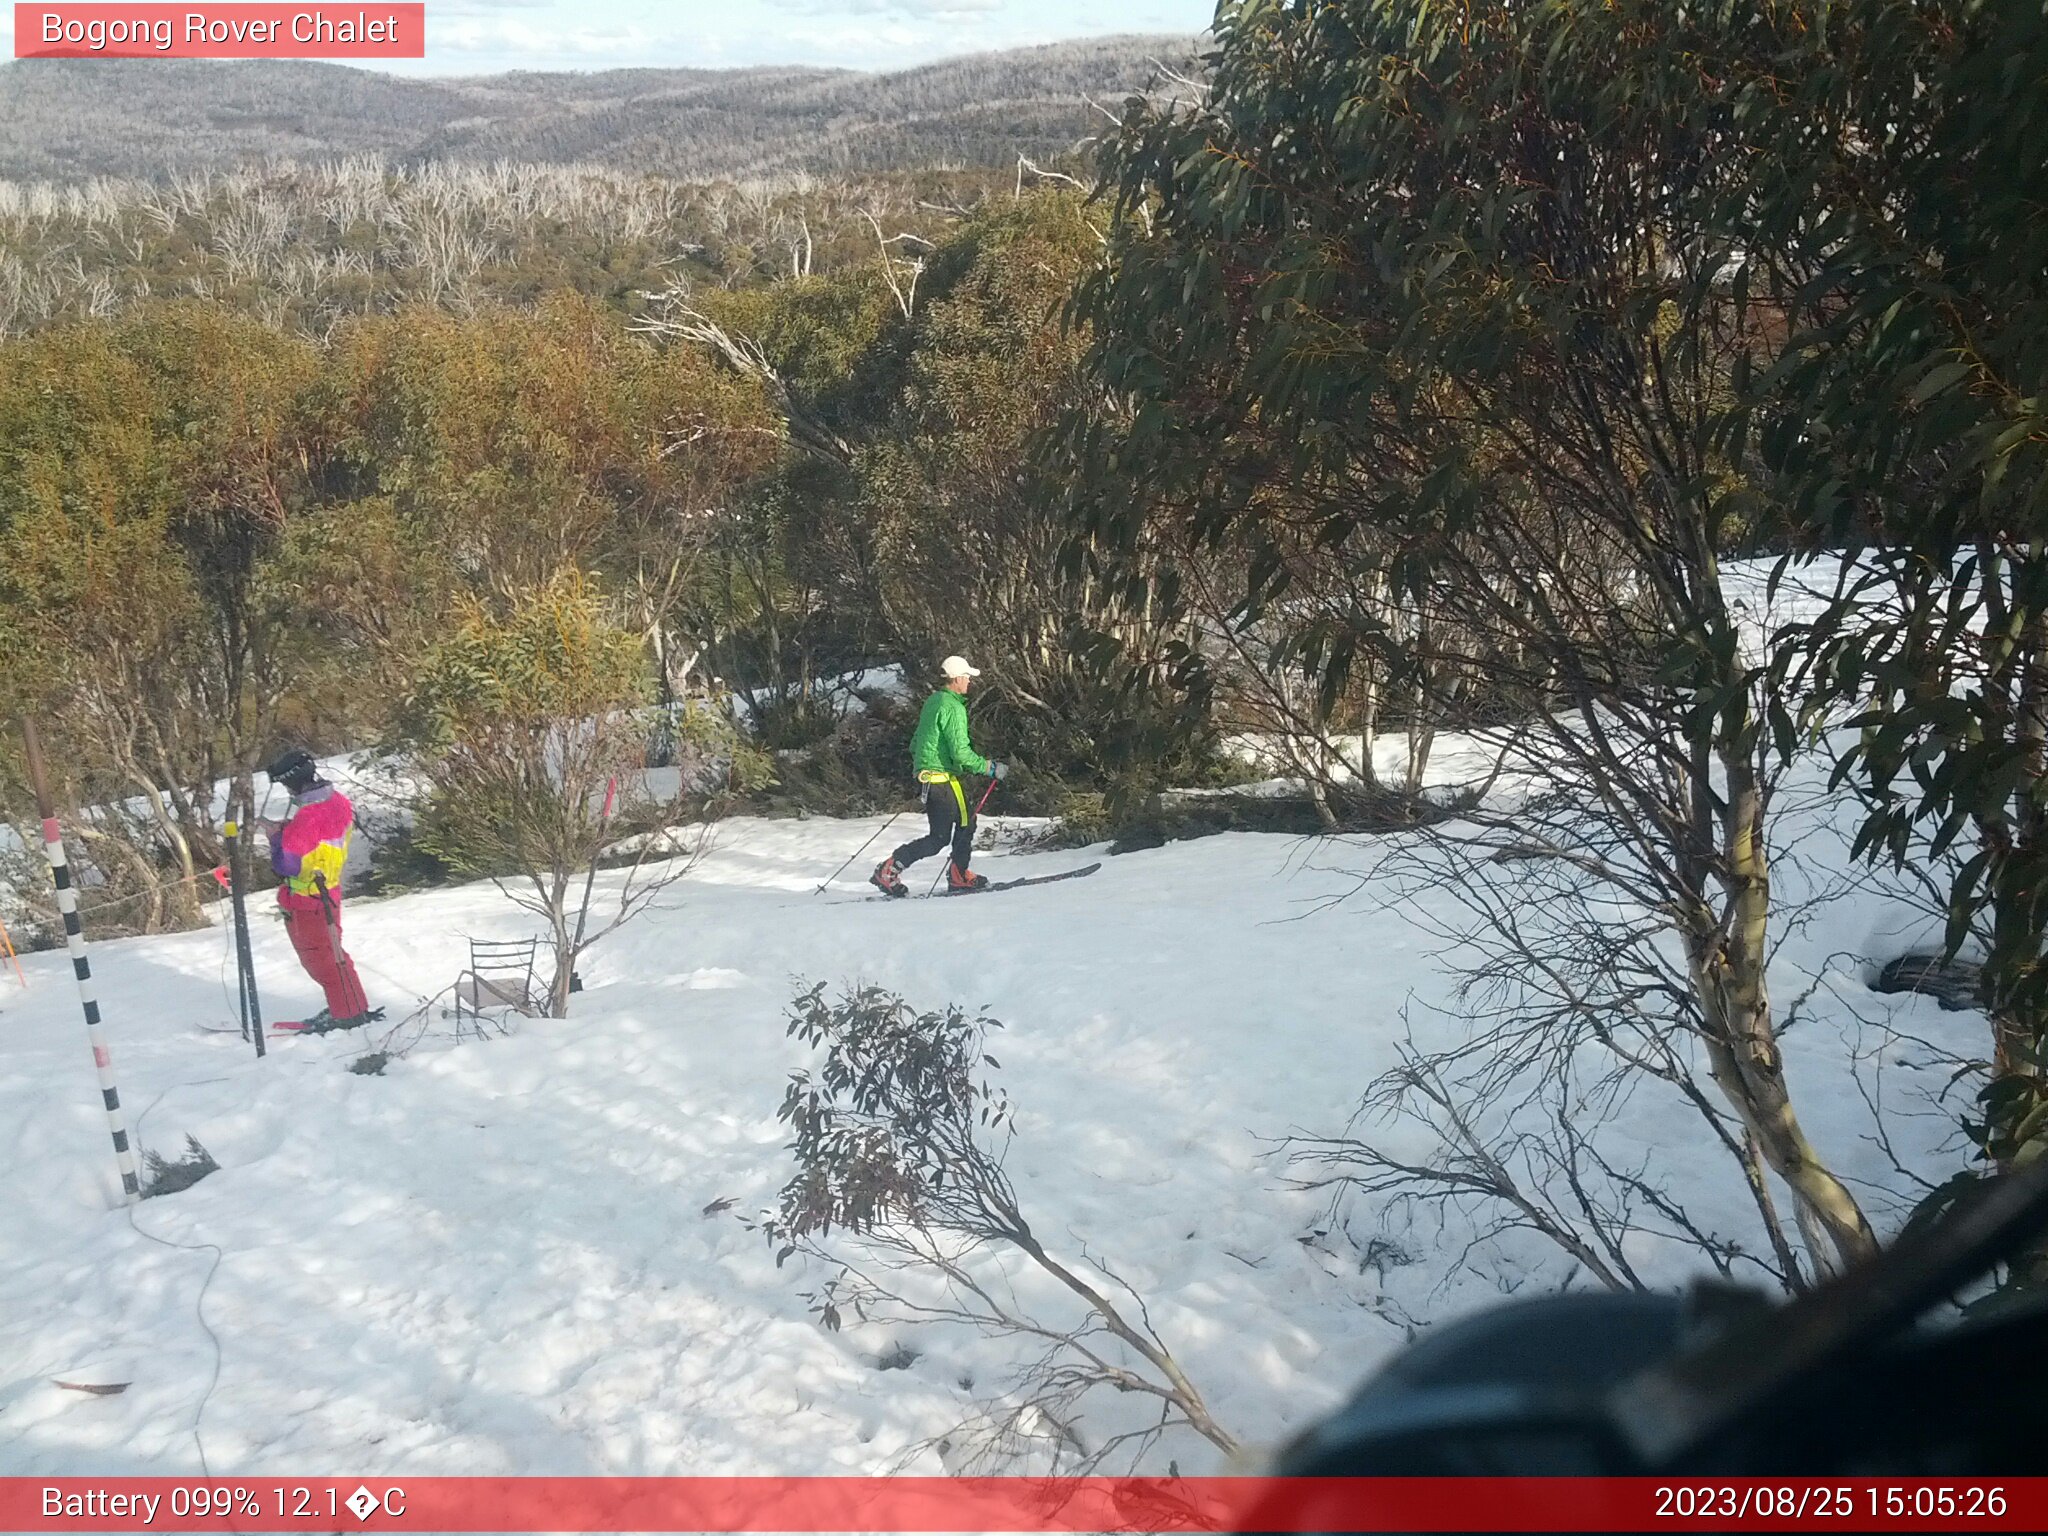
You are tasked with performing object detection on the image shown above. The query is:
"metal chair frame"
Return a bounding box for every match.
[451,936,542,1039]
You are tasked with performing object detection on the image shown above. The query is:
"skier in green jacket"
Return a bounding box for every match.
[872,655,1011,896]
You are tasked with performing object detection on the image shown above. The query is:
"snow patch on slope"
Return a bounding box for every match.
[0,766,1981,1476]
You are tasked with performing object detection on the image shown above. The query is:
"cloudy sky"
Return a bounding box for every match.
[348,0,1210,74]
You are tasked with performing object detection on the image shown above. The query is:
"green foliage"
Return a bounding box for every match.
[1058,0,2044,1246]
[647,191,1217,792]
[1031,780,1443,854]
[0,306,317,716]
[0,305,333,923]
[769,981,1012,1246]
[402,569,763,1017]
[331,293,778,592]
[857,195,1212,784]
[0,183,1234,873]
[1707,1,2048,1172]
[0,161,1033,337]
[743,686,919,818]
[1069,0,1777,648]
[1064,0,1905,1271]
[345,816,455,900]
[0,291,786,928]
[406,572,650,877]
[410,577,648,741]
[702,270,902,446]
[142,1135,219,1199]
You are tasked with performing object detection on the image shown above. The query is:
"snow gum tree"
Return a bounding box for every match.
[857,198,1203,785]
[1065,0,1878,1273]
[0,306,326,933]
[643,196,1212,791]
[1688,0,2048,1211]
[326,295,780,712]
[405,572,759,1016]
[764,982,1239,1471]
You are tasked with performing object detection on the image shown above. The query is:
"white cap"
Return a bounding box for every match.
[940,655,982,679]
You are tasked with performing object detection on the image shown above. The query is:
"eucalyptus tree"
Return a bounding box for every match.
[1064,0,1878,1272]
[1708,0,2048,1186]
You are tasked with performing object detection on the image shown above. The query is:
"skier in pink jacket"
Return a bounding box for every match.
[261,747,371,1033]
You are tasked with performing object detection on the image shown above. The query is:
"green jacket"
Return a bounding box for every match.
[909,688,989,778]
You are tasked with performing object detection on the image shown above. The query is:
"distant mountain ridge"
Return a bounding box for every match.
[0,37,1201,182]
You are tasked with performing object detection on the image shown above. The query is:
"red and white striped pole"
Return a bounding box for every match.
[21,718,141,1203]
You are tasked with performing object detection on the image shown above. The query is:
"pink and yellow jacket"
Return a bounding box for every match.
[268,783,355,912]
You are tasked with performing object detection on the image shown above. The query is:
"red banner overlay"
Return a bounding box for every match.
[13,5,425,60]
[0,1477,2042,1532]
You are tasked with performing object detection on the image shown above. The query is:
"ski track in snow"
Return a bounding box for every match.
[0,794,1982,1476]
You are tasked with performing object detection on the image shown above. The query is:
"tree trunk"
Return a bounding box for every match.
[130,774,203,930]
[1405,724,1436,799]
[1689,764,1876,1277]
[1992,596,2048,1160]
[1738,1129,1809,1293]
[546,872,574,1019]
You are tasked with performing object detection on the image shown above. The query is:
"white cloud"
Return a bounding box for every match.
[766,0,1004,15]
[785,19,938,58]
[7,0,1200,75]
[380,0,1197,76]
[421,3,1016,73]
[432,19,677,60]
[430,0,558,13]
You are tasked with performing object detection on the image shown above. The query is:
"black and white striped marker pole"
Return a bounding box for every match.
[22,719,141,1202]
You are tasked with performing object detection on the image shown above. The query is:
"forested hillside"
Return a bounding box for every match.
[0,36,1199,181]
[0,159,1032,336]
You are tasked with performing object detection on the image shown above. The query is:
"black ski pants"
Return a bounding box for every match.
[892,776,976,874]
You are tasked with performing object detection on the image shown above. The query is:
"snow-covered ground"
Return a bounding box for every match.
[1216,728,1519,793]
[728,665,911,730]
[0,778,1980,1477]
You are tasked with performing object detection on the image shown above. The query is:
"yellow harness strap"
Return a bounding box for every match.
[919,772,969,819]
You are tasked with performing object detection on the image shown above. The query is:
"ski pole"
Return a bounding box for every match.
[222,793,266,1058]
[816,809,907,894]
[312,873,367,1020]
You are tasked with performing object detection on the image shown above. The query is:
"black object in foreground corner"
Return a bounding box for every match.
[1246,1158,2048,1526]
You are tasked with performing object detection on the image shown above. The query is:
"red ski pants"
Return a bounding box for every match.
[284,902,369,1019]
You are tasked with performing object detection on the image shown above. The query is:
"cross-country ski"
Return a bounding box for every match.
[941,861,1099,895]
[194,1007,388,1037]
[270,1006,388,1035]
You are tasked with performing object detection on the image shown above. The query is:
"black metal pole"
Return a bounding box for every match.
[224,781,266,1059]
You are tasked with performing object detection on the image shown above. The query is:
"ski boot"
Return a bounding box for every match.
[946,861,990,894]
[273,1007,334,1034]
[311,1006,385,1035]
[870,856,909,898]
